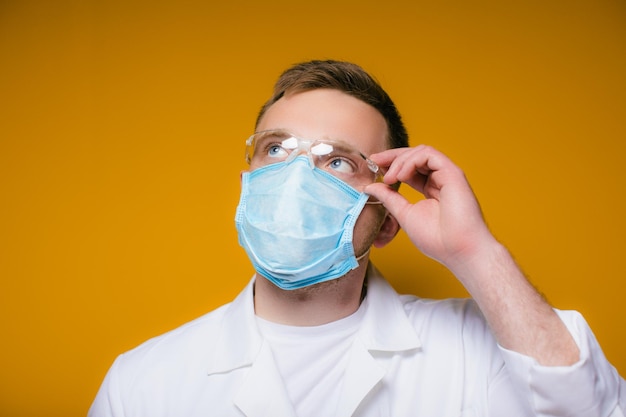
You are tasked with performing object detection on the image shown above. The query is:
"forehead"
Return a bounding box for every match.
[256,89,389,156]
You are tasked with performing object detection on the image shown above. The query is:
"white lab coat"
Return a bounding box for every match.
[89,267,626,417]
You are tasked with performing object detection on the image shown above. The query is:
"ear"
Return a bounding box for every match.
[372,212,400,248]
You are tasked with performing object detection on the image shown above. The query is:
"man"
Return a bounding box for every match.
[89,60,625,416]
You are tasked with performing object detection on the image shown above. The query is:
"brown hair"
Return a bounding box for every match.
[256,60,409,150]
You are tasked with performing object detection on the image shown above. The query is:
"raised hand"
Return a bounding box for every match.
[364,145,496,271]
[365,145,579,366]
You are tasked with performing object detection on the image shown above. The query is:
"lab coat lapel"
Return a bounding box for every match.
[334,265,422,416]
[336,338,385,417]
[233,340,297,417]
[206,278,296,417]
[207,279,261,375]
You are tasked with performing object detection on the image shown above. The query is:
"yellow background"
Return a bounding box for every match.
[1,0,625,415]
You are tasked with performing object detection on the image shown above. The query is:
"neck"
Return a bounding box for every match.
[253,261,369,326]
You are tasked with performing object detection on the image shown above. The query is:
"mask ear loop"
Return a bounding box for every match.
[355,249,370,261]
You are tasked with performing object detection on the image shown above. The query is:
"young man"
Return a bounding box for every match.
[89,60,625,416]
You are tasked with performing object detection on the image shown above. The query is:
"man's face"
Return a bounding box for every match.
[254,88,391,257]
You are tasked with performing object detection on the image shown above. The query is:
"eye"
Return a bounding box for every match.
[267,144,288,158]
[328,157,356,174]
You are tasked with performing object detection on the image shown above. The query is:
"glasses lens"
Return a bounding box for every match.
[309,140,378,187]
[246,130,381,188]
[246,130,294,166]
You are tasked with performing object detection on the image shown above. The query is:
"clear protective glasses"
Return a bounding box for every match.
[245,129,384,189]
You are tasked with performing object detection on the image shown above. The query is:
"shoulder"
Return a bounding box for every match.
[400,295,484,325]
[399,294,499,352]
[115,302,231,371]
[367,266,491,343]
[91,301,248,414]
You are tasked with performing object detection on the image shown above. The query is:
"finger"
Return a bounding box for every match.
[369,147,421,189]
[374,146,464,196]
[364,182,414,224]
[370,147,435,193]
[368,147,416,169]
[392,146,450,180]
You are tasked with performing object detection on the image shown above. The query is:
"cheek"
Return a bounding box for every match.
[352,206,386,248]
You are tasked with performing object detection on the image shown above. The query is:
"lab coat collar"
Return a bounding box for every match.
[356,264,422,352]
[206,265,422,416]
[206,263,422,375]
[206,277,261,375]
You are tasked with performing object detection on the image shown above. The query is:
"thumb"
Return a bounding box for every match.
[364,183,411,224]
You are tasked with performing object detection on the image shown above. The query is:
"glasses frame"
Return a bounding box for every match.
[245,129,384,186]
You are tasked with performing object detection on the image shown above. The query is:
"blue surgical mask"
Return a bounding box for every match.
[235,156,369,290]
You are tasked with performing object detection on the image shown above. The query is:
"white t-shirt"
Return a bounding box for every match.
[256,305,365,417]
